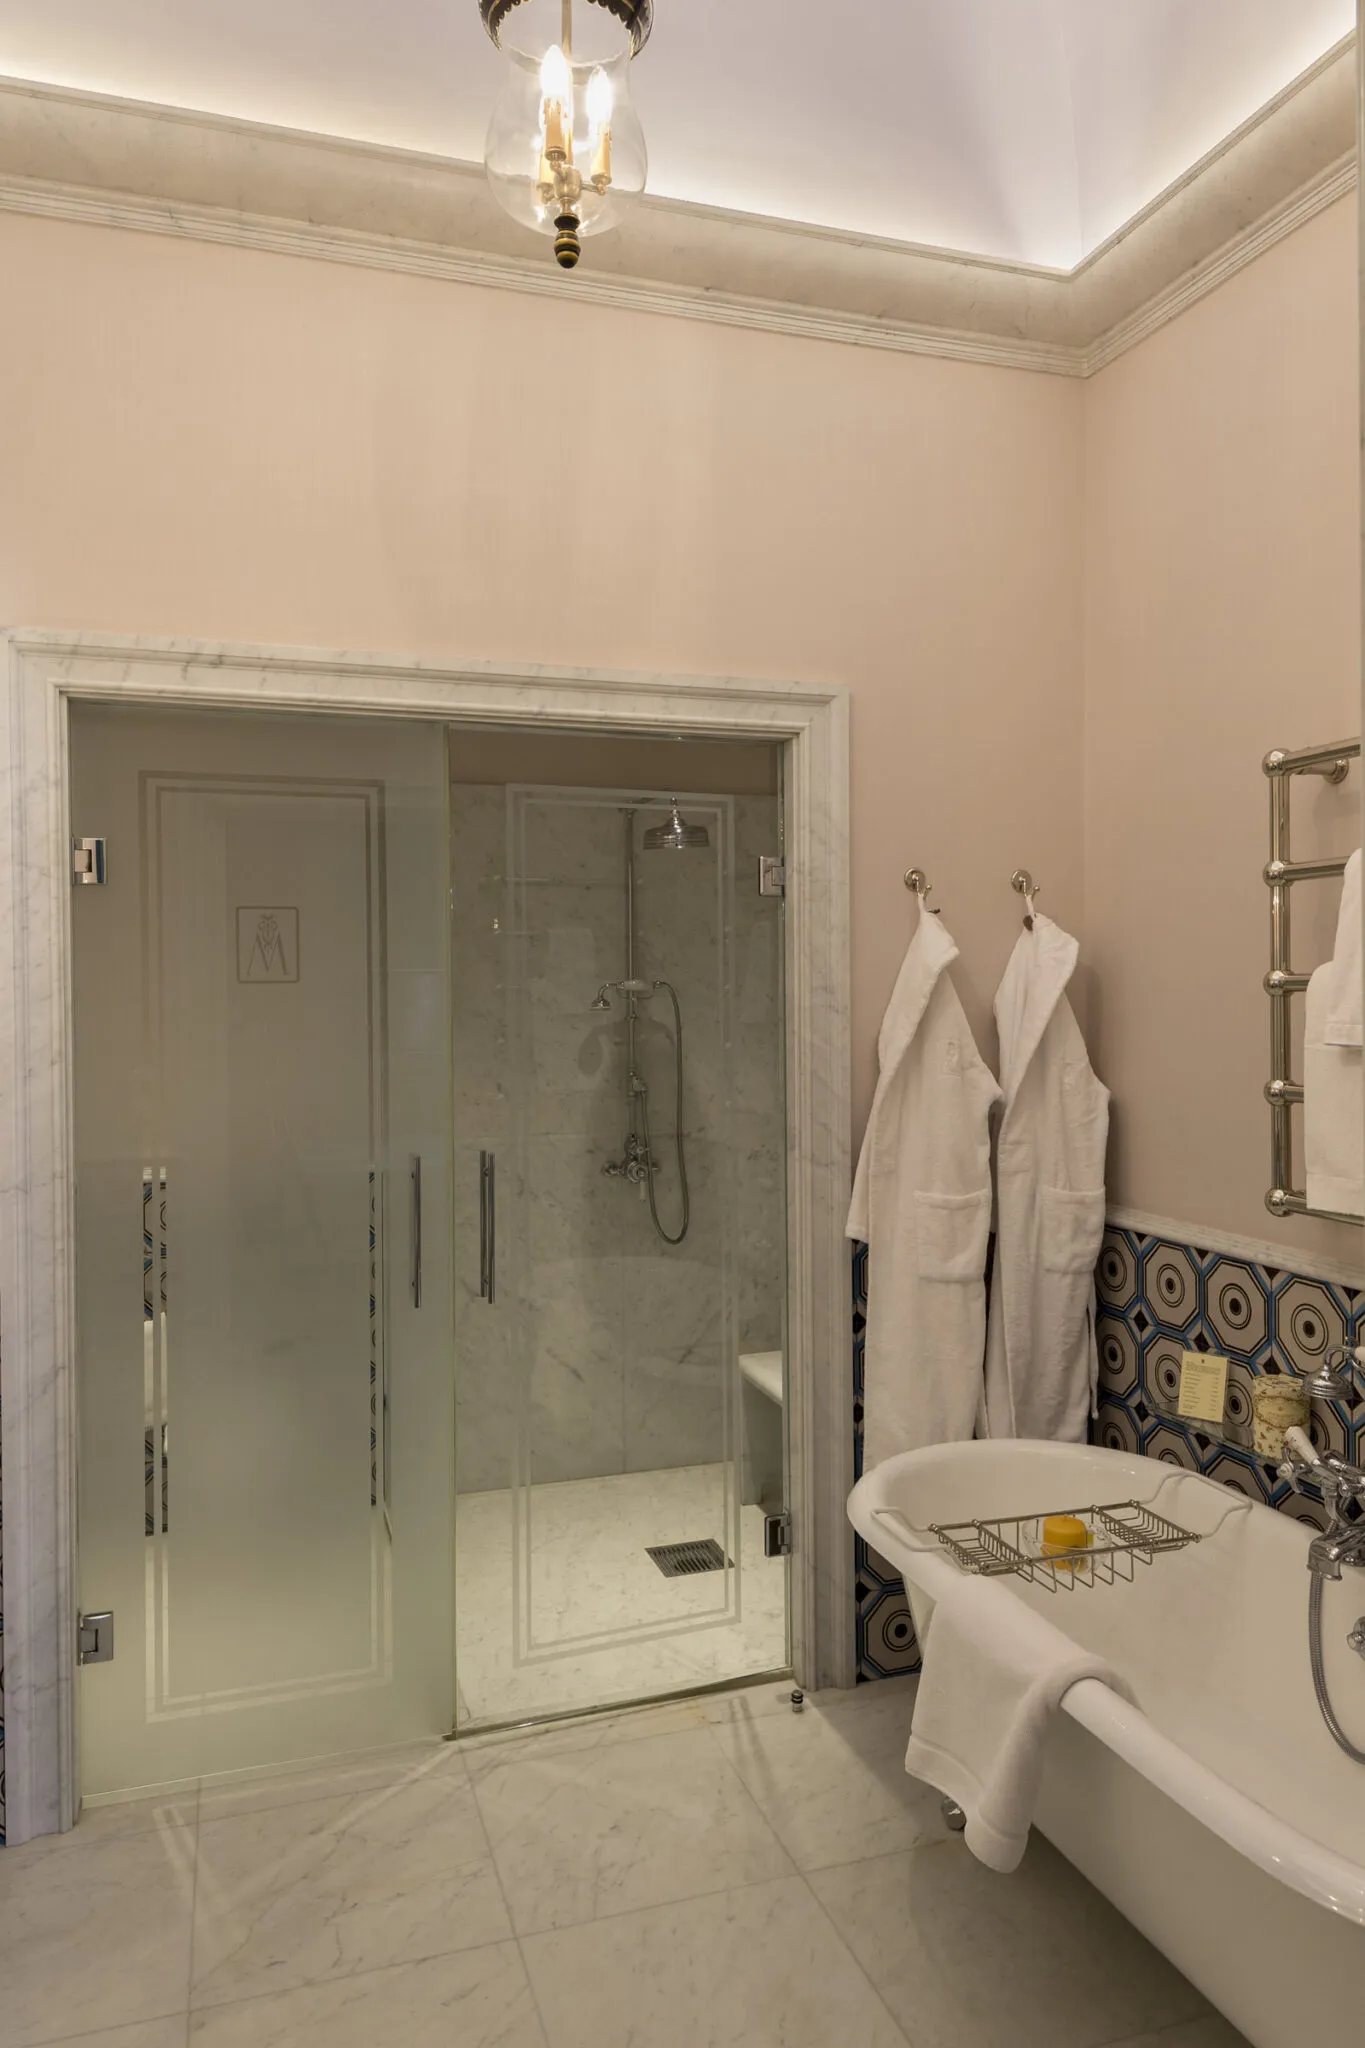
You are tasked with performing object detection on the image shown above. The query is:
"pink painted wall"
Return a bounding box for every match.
[0,196,1357,1269]
[0,210,1086,1133]
[1082,194,1362,1268]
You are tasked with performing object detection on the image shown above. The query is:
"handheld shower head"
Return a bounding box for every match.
[591,979,652,1010]
[1305,1348,1364,1402]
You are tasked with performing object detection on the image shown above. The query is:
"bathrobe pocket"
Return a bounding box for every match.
[914,1187,993,1283]
[1039,1185,1106,1274]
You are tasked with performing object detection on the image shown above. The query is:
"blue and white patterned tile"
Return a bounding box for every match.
[852,1221,1365,1683]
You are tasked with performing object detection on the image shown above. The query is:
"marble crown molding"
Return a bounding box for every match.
[0,34,1355,379]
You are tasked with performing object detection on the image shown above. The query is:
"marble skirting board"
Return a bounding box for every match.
[852,1224,1365,1685]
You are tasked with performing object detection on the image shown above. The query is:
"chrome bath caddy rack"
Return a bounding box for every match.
[924,1498,1201,1593]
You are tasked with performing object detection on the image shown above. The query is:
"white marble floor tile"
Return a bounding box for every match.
[188,1947,546,2048]
[699,1676,897,1728]
[808,1837,1213,2048]
[460,1695,708,1768]
[37,2023,189,2048]
[470,1723,793,1934]
[1102,2024,1251,2048]
[456,1464,788,1726]
[196,1740,462,1824]
[709,1676,943,1870]
[0,1823,196,2048]
[521,1876,909,2047]
[190,1773,511,2008]
[32,1790,199,1853]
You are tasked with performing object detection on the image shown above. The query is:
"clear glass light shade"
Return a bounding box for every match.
[485,46,646,239]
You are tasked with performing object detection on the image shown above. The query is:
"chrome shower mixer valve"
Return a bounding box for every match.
[602,1131,651,1183]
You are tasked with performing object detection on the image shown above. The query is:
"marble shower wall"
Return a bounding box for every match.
[452,785,785,1495]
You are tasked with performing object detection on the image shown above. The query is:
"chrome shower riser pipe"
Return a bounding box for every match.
[623,808,640,1146]
[606,803,691,1245]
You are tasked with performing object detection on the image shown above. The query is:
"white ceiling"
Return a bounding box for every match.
[0,0,1353,267]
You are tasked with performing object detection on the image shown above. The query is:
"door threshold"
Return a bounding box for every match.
[451,1666,796,1745]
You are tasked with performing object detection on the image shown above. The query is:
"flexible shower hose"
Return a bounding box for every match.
[1309,1574,1365,1763]
[639,977,690,1246]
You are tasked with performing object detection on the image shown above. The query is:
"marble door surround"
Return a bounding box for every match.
[0,630,852,1845]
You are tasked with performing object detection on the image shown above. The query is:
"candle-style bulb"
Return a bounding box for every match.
[541,43,572,106]
[540,43,573,161]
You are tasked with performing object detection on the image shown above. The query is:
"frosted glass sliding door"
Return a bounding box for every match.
[70,705,454,1797]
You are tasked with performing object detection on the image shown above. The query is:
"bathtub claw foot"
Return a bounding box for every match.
[941,1797,967,1833]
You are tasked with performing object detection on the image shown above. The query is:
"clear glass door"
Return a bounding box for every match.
[452,772,788,1725]
[71,704,454,1797]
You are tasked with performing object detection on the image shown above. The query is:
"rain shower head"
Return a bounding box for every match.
[642,801,710,853]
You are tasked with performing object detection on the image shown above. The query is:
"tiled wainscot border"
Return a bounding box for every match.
[1094,1225,1365,1524]
[852,1241,922,1681]
[852,1227,1365,1683]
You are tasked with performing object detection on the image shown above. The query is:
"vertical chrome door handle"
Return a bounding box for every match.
[411,1156,422,1308]
[479,1151,496,1305]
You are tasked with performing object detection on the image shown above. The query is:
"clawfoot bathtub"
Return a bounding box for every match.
[848,1439,1365,2048]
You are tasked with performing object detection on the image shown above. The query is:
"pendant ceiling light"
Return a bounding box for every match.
[479,0,652,270]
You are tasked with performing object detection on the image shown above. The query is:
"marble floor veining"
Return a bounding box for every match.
[0,1677,1251,2048]
[455,1463,789,1726]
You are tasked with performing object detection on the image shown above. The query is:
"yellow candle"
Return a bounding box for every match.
[544,97,567,161]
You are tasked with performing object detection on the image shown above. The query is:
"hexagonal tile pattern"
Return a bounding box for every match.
[1307,1395,1353,1464]
[1142,1336,1187,1414]
[858,1583,920,1679]
[1273,1278,1348,1374]
[1222,1358,1256,1445]
[1096,1229,1140,1312]
[1142,1241,1200,1328]
[1095,1399,1139,1454]
[1140,1419,1201,1469]
[1202,1445,1276,1505]
[1096,1315,1140,1401]
[1204,1259,1269,1355]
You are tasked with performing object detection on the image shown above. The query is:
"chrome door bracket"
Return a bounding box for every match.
[78,1610,115,1664]
[72,837,107,885]
[764,1511,792,1558]
[757,855,786,898]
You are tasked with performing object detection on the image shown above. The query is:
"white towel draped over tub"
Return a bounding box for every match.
[847,913,1001,1470]
[904,1567,1136,1873]
[982,912,1109,1444]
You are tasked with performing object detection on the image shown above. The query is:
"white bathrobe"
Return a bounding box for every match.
[848,913,1001,1470]
[982,913,1109,1444]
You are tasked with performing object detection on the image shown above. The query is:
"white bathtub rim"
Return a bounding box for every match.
[848,1443,1365,1928]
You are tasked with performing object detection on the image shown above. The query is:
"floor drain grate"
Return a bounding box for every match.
[647,1538,732,1578]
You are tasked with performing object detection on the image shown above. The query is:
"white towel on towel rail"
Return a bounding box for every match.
[903,1572,1134,1875]
[1305,962,1364,1217]
[1325,848,1362,1048]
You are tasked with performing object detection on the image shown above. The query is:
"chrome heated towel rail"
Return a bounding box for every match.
[1263,737,1360,1223]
